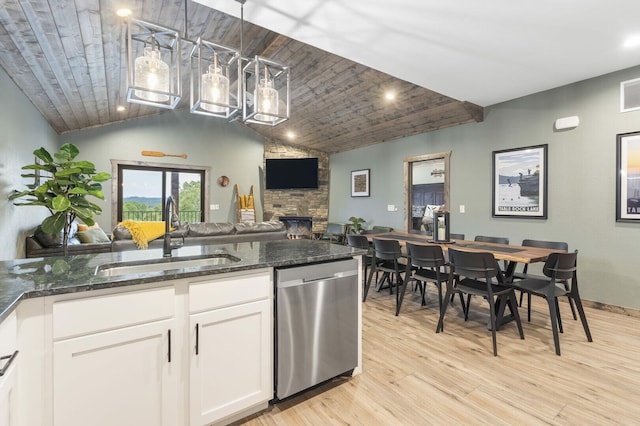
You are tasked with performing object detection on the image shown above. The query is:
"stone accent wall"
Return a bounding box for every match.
[262,140,329,235]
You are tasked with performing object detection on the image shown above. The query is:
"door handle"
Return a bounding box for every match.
[167,330,171,363]
[195,323,200,355]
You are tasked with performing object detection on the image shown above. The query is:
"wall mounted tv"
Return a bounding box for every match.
[265,158,319,189]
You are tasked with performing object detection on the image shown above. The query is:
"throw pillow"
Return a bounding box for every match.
[77,227,111,243]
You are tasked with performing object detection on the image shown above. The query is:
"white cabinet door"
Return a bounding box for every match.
[0,354,18,426]
[53,319,178,426]
[189,299,272,425]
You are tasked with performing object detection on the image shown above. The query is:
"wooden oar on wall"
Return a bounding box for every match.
[141,150,187,159]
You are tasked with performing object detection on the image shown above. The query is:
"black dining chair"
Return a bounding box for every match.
[449,233,465,240]
[509,250,591,355]
[364,238,406,314]
[513,239,576,322]
[347,234,374,296]
[400,243,450,314]
[436,248,524,356]
[474,235,509,245]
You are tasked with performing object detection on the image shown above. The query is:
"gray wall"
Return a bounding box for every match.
[61,110,265,230]
[329,65,640,310]
[0,68,59,260]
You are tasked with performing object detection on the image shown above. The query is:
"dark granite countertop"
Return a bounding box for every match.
[0,239,365,321]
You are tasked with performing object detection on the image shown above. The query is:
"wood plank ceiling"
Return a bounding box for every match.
[0,0,483,154]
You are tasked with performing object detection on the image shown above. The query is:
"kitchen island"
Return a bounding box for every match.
[0,239,364,426]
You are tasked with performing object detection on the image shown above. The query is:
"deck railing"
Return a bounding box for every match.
[122,210,202,223]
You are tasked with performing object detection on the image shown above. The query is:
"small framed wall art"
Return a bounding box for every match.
[492,144,548,218]
[351,169,370,197]
[616,131,640,222]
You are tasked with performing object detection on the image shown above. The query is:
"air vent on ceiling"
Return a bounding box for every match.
[621,77,640,112]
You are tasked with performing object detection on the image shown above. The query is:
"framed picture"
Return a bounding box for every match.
[616,131,640,222]
[351,169,370,197]
[492,144,547,218]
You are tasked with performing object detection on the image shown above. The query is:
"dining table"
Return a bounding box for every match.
[364,232,563,281]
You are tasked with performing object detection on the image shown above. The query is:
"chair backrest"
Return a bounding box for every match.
[475,235,509,245]
[543,250,577,280]
[372,238,402,261]
[449,233,465,240]
[409,229,430,236]
[372,226,394,233]
[522,239,568,251]
[406,242,445,269]
[347,234,369,250]
[448,248,500,280]
[326,222,346,235]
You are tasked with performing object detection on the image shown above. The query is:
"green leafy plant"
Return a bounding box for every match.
[9,143,111,255]
[348,216,366,234]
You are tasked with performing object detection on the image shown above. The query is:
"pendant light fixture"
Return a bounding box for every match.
[190,38,241,119]
[122,0,289,125]
[125,19,182,109]
[238,0,290,126]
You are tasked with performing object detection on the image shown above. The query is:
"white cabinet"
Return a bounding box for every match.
[189,270,273,425]
[50,286,177,426]
[43,268,273,426]
[0,311,18,426]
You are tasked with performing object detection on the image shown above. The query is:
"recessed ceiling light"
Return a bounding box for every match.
[116,8,132,17]
[623,35,640,49]
[116,105,126,112]
[286,131,296,139]
[385,91,396,101]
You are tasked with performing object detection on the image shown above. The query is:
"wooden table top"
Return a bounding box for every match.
[365,232,563,264]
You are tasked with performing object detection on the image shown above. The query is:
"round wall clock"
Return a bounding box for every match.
[217,175,230,187]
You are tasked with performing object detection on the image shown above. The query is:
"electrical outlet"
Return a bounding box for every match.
[210,204,220,210]
[387,204,395,212]
[459,205,465,213]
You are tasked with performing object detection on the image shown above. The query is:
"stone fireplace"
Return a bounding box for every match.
[279,216,313,239]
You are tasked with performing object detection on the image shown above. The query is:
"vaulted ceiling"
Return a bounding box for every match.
[1,1,639,154]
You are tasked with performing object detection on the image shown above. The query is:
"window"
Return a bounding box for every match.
[112,160,210,225]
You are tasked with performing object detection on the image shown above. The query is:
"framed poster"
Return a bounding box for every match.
[616,131,640,222]
[492,144,547,218]
[351,169,370,197]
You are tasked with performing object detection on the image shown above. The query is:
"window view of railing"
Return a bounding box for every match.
[118,165,207,223]
[122,210,203,223]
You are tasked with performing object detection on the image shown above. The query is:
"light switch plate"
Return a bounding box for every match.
[459,205,465,213]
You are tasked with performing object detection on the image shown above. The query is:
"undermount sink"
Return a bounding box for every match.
[95,254,241,277]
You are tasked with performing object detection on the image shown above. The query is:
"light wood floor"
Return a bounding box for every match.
[237,286,640,425]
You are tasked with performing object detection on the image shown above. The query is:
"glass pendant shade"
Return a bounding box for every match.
[243,56,290,126]
[134,46,170,102]
[125,19,181,109]
[201,64,229,113]
[190,38,240,119]
[254,77,278,122]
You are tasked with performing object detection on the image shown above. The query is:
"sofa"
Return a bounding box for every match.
[25,220,287,258]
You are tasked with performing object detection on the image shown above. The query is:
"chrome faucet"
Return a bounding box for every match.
[163,196,183,257]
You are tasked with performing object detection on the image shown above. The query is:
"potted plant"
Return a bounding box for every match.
[348,216,366,234]
[9,143,111,256]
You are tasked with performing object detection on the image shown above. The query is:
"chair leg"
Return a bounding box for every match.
[563,281,578,320]
[487,294,498,356]
[547,294,562,356]
[436,279,455,333]
[527,293,532,322]
[396,274,409,316]
[464,294,471,321]
[556,298,564,334]
[518,290,524,307]
[363,264,375,302]
[571,294,593,342]
[508,292,525,339]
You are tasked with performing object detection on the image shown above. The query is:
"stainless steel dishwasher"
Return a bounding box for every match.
[275,258,358,400]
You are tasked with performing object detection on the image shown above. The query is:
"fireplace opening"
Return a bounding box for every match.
[279,216,313,239]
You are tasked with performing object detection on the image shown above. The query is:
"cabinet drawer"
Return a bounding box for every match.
[53,286,175,340]
[189,269,271,313]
